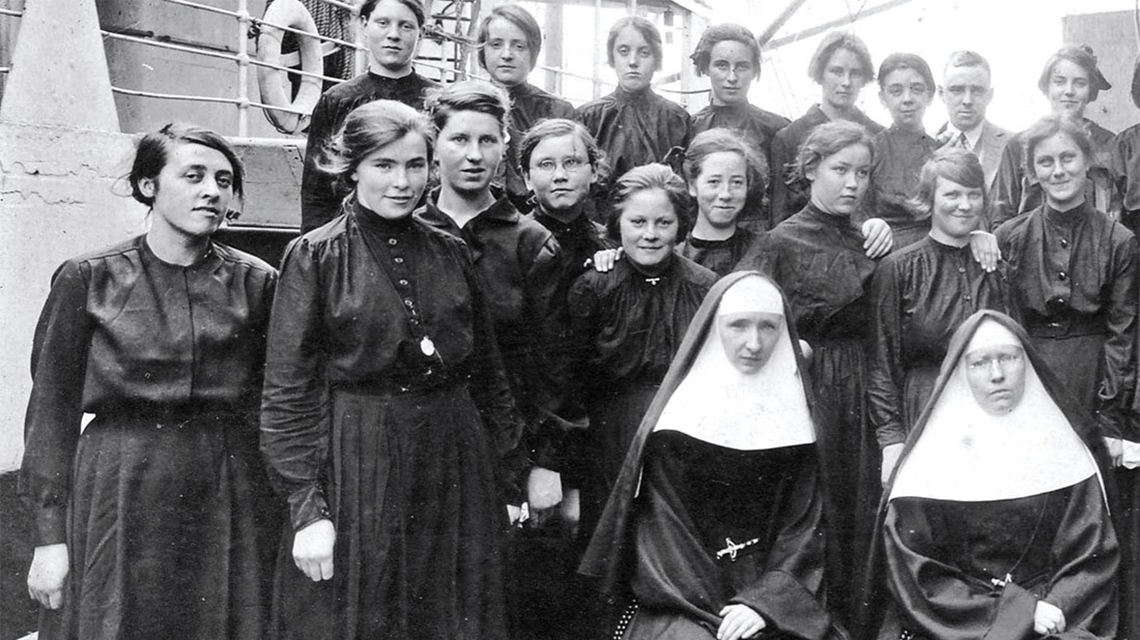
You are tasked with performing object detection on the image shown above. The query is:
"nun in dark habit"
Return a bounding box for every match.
[581,272,848,640]
[864,311,1119,640]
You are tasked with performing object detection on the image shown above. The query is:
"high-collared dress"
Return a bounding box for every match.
[867,125,939,249]
[675,227,761,277]
[416,193,565,491]
[739,203,881,621]
[567,255,717,536]
[22,236,280,640]
[498,82,578,212]
[299,71,438,233]
[262,199,520,640]
[867,236,1016,449]
[578,86,692,184]
[691,103,791,230]
[990,118,1119,229]
[996,201,1138,640]
[769,105,884,225]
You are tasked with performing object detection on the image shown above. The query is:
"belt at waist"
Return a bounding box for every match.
[1024,313,1107,338]
[333,371,466,397]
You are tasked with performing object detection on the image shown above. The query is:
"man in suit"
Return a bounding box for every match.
[937,50,1010,192]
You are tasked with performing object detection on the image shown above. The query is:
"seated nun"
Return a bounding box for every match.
[873,310,1119,640]
[580,272,847,640]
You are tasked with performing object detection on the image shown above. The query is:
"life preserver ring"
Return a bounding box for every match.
[256,0,323,135]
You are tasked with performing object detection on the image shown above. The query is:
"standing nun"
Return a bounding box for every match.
[581,272,847,640]
[866,310,1119,640]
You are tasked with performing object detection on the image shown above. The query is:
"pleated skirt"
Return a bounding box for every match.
[38,409,280,640]
[270,382,507,640]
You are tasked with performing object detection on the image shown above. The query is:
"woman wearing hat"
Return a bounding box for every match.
[991,45,1120,227]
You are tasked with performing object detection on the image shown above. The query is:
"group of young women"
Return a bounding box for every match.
[17,1,1140,639]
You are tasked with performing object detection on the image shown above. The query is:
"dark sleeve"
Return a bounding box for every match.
[460,246,527,498]
[770,132,793,225]
[260,238,333,531]
[729,462,834,640]
[884,500,1038,640]
[1096,232,1138,440]
[19,260,93,546]
[1041,477,1119,633]
[239,268,279,429]
[867,262,908,448]
[990,142,1023,228]
[300,94,338,234]
[520,236,579,471]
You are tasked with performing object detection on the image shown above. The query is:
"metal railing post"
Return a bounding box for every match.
[236,0,251,137]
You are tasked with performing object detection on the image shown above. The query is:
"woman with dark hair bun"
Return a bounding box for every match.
[579,17,692,190]
[991,44,1119,227]
[21,123,280,640]
[261,99,518,640]
[568,163,717,541]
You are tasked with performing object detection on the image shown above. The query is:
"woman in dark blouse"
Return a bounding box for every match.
[867,53,938,249]
[991,45,1119,227]
[261,100,519,640]
[21,124,279,639]
[569,163,718,538]
[579,17,692,190]
[770,31,884,224]
[582,273,847,640]
[677,127,766,276]
[688,23,790,231]
[739,120,888,623]
[995,113,1137,640]
[299,0,438,233]
[869,311,1119,640]
[869,148,1015,484]
[475,3,578,212]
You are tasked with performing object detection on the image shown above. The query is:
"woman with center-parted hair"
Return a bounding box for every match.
[859,310,1119,640]
[21,123,280,640]
[581,272,850,640]
[579,16,692,191]
[261,100,519,640]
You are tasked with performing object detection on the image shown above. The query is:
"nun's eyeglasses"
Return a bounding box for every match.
[966,352,1023,370]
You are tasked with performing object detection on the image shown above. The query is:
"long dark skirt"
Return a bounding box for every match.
[580,385,660,541]
[38,409,279,640]
[809,339,877,623]
[900,366,940,436]
[1031,331,1140,640]
[270,383,507,640]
